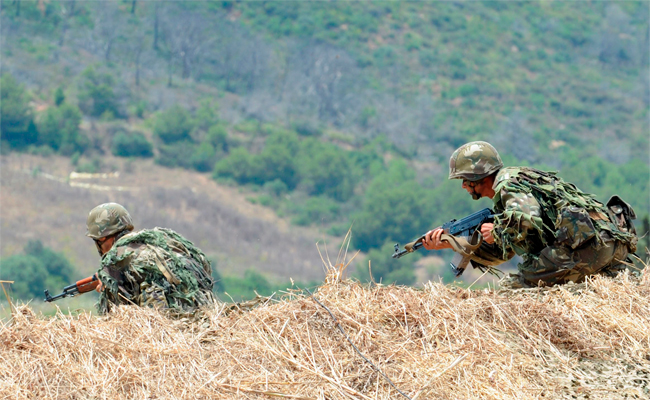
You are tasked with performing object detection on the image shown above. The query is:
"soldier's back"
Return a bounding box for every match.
[97,228,215,313]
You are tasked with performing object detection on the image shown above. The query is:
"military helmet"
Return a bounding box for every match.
[448,141,503,181]
[86,203,134,239]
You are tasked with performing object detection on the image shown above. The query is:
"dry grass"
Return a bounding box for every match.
[1,257,648,400]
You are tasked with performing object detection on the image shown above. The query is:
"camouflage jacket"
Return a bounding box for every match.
[488,167,637,262]
[96,227,215,314]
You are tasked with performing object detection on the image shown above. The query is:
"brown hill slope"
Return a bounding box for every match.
[1,153,343,281]
[1,268,648,399]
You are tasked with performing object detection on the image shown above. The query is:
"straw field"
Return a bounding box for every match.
[1,266,648,399]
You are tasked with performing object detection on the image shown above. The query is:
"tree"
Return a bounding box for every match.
[92,2,125,62]
[213,147,255,183]
[284,43,360,125]
[54,87,65,106]
[24,240,75,284]
[190,142,216,172]
[359,241,417,286]
[37,103,88,155]
[193,100,220,132]
[111,131,153,158]
[153,104,193,143]
[253,130,300,187]
[0,255,48,300]
[77,67,119,118]
[298,139,355,201]
[353,160,434,252]
[0,240,76,300]
[160,8,213,84]
[0,74,37,148]
[125,17,150,87]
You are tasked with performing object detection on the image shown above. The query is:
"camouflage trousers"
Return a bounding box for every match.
[501,230,629,289]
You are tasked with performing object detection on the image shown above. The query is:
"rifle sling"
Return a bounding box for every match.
[440,231,504,267]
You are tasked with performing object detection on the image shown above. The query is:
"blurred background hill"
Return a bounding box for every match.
[1,1,648,307]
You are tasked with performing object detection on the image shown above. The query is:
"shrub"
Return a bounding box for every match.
[0,240,76,300]
[190,142,217,172]
[111,131,153,158]
[207,125,229,152]
[291,196,340,226]
[36,103,88,155]
[53,87,65,106]
[404,32,423,51]
[357,242,417,286]
[0,74,37,148]
[353,161,434,252]
[153,105,194,144]
[24,240,75,284]
[292,120,322,137]
[77,67,119,118]
[264,179,289,197]
[156,141,196,169]
[193,100,219,132]
[213,147,255,183]
[208,257,225,293]
[76,157,103,173]
[298,139,355,201]
[0,254,48,300]
[255,143,298,188]
[219,269,273,300]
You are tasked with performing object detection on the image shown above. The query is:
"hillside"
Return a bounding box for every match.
[1,268,648,399]
[0,152,340,281]
[1,1,648,295]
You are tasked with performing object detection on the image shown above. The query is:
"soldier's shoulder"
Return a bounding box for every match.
[102,232,145,270]
[492,167,523,189]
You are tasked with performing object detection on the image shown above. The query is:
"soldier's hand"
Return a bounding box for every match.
[422,228,453,250]
[481,223,495,244]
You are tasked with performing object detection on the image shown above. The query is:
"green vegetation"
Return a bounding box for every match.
[37,103,88,155]
[0,242,291,303]
[0,74,37,148]
[217,269,296,302]
[0,241,75,300]
[111,131,153,158]
[77,67,120,119]
[359,242,420,286]
[2,1,648,287]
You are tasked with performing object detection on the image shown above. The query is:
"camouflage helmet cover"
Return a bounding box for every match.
[86,203,134,239]
[449,141,503,181]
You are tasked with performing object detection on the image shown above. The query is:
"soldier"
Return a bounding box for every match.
[86,202,215,313]
[423,141,638,288]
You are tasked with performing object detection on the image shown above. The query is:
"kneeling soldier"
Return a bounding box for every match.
[423,141,638,288]
[86,202,215,313]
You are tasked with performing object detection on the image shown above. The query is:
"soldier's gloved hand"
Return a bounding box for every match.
[423,228,453,250]
[480,223,495,244]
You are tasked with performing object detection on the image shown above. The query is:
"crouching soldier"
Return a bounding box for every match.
[423,141,639,288]
[86,202,215,313]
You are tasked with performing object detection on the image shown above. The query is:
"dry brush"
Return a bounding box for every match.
[1,267,648,399]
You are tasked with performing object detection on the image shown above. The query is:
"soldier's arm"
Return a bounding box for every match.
[492,188,544,248]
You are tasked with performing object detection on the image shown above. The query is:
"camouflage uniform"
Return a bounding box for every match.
[86,203,215,314]
[490,167,637,287]
[448,142,638,288]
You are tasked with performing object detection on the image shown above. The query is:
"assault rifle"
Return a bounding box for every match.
[44,275,100,302]
[392,208,494,276]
